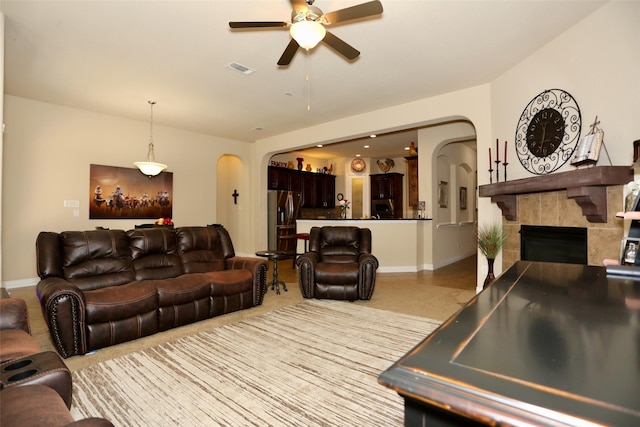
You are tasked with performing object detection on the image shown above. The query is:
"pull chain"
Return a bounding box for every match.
[305,50,311,111]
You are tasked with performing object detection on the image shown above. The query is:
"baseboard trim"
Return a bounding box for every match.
[3,277,39,290]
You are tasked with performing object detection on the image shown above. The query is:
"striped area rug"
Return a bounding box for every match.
[71,300,441,426]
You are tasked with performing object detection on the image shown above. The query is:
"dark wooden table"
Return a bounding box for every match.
[379,261,640,426]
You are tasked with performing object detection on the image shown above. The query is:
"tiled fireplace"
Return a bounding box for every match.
[501,186,623,268]
[479,166,631,270]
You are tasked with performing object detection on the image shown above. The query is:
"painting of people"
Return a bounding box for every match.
[89,164,173,219]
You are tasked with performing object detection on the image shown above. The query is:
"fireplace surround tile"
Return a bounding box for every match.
[501,185,625,270]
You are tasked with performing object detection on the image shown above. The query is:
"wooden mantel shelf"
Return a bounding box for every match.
[478,166,633,223]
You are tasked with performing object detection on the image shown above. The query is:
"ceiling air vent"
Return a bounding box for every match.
[226,62,255,75]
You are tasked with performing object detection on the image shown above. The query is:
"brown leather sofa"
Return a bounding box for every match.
[296,226,379,300]
[0,290,113,426]
[36,226,267,358]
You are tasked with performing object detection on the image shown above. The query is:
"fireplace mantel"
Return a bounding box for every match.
[478,166,633,223]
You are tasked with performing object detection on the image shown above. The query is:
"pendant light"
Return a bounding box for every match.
[134,100,167,177]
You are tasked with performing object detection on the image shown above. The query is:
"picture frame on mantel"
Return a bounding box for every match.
[438,181,448,208]
[620,237,640,266]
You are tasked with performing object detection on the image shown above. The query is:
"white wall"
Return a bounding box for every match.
[2,96,255,284]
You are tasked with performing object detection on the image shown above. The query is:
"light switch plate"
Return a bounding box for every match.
[64,200,80,208]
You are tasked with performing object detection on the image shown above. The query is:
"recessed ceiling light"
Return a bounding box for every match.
[364,145,370,149]
[356,154,361,157]
[370,134,377,138]
[284,91,294,96]
[226,62,255,75]
[404,146,410,150]
[316,144,323,148]
[252,126,265,132]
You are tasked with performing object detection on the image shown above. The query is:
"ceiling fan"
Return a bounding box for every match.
[229,0,383,66]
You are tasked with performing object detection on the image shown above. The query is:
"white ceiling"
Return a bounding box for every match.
[1,0,606,159]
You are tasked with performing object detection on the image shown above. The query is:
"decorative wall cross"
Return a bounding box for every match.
[232,189,239,204]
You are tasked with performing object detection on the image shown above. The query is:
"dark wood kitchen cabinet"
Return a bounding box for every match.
[268,166,301,192]
[371,173,403,218]
[371,173,403,200]
[316,173,336,208]
[301,172,335,208]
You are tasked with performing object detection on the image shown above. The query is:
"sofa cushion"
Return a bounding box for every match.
[315,262,360,285]
[317,227,361,263]
[60,230,135,291]
[127,228,184,280]
[205,269,253,296]
[155,275,211,306]
[176,227,226,273]
[0,330,41,363]
[84,281,157,323]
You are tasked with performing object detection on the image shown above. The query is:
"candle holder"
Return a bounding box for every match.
[503,162,509,182]
[488,168,494,184]
[494,160,501,183]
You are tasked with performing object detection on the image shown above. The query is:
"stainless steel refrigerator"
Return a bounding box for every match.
[267,190,302,255]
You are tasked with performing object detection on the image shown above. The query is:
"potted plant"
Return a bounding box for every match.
[474,222,507,289]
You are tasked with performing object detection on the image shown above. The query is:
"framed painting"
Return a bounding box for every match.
[438,181,448,208]
[460,187,467,210]
[89,164,173,219]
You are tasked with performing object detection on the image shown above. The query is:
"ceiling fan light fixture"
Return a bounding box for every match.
[290,20,326,50]
[135,100,167,177]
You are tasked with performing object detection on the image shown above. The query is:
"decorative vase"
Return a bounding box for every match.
[483,258,495,290]
[306,163,312,172]
[340,210,347,219]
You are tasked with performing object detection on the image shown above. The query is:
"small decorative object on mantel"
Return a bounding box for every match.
[474,222,507,290]
[571,116,609,167]
[306,163,312,172]
[409,141,418,156]
[514,88,582,175]
[296,157,304,170]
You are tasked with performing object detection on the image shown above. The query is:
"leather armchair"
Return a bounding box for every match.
[296,226,378,301]
[0,289,41,363]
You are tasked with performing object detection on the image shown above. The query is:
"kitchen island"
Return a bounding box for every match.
[296,218,433,272]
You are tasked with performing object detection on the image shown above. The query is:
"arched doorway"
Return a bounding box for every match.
[216,155,243,246]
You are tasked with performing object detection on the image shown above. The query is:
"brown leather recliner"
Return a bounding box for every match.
[296,226,379,301]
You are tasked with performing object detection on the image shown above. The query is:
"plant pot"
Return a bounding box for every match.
[483,258,495,290]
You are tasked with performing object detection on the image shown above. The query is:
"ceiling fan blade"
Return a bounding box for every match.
[277,39,300,66]
[323,1,383,25]
[229,21,288,29]
[322,31,360,60]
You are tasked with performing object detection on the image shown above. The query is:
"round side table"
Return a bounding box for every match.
[255,250,288,295]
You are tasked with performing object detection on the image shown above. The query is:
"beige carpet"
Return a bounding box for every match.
[70,300,441,426]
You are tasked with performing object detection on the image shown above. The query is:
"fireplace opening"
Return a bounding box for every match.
[520,225,587,265]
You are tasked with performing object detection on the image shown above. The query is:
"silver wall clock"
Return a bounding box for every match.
[515,89,581,175]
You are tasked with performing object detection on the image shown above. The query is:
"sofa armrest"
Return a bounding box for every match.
[36,278,87,358]
[295,252,320,298]
[0,296,31,334]
[224,256,268,306]
[357,253,379,300]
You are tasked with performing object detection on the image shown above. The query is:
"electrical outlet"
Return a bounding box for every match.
[73,209,80,217]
